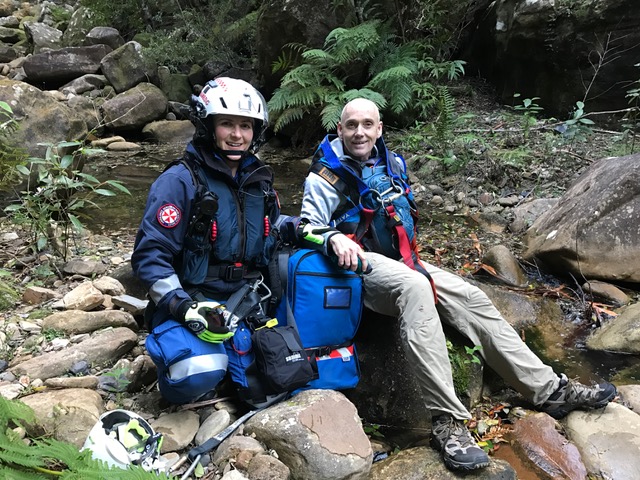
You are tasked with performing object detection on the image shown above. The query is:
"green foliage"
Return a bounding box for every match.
[560,101,594,140]
[0,269,19,311]
[79,0,146,38]
[269,20,465,133]
[0,396,174,479]
[362,422,385,439]
[0,101,28,190]
[3,141,130,260]
[144,5,259,73]
[621,62,640,154]
[446,340,482,396]
[511,93,543,139]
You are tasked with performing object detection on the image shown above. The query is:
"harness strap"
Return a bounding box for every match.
[207,263,259,281]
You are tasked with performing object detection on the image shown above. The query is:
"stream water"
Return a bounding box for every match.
[84,143,638,478]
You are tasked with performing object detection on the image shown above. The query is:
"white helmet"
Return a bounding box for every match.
[82,409,163,472]
[191,77,269,153]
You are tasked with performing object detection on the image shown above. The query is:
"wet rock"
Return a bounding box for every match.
[511,412,587,479]
[586,302,640,354]
[581,280,630,307]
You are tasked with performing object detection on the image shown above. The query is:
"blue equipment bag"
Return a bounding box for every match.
[274,248,363,391]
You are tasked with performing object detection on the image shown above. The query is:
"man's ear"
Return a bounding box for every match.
[337,121,343,139]
[377,121,383,138]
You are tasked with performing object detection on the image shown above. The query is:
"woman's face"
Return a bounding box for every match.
[213,114,254,162]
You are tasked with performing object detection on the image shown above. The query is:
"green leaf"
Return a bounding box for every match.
[579,118,595,125]
[16,165,30,175]
[105,180,131,194]
[94,188,116,196]
[60,154,74,169]
[69,214,84,232]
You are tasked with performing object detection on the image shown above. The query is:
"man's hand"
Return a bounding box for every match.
[184,301,234,343]
[329,233,369,273]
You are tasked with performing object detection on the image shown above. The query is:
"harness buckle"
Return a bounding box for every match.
[223,264,245,281]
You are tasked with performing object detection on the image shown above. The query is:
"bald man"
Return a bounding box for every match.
[301,98,616,471]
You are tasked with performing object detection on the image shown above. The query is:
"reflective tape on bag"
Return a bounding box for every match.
[168,353,228,380]
[316,345,354,362]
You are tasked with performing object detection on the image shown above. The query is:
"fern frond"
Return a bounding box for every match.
[342,89,387,110]
[301,49,333,65]
[0,465,44,480]
[273,107,307,132]
[325,21,381,64]
[0,395,36,428]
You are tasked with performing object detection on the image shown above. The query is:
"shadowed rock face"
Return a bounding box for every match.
[462,0,640,116]
[523,153,640,284]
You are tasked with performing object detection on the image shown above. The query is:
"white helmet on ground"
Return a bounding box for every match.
[191,77,269,153]
[82,409,163,472]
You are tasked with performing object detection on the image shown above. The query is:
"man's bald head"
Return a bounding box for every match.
[337,98,383,161]
[340,98,381,124]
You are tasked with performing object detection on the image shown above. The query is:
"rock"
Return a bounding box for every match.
[92,276,126,296]
[524,154,640,284]
[20,388,104,447]
[617,385,640,413]
[369,445,516,479]
[581,280,630,307]
[62,258,108,276]
[586,302,640,354]
[61,282,105,311]
[84,26,125,50]
[100,82,167,131]
[21,286,60,305]
[482,244,529,287]
[564,402,640,479]
[42,310,138,335]
[195,409,231,446]
[511,412,587,479]
[22,44,112,85]
[44,376,99,389]
[9,327,138,381]
[100,41,157,93]
[245,389,372,480]
[151,410,200,453]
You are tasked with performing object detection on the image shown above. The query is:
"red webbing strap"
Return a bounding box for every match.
[384,205,416,270]
[355,207,376,245]
[415,256,438,304]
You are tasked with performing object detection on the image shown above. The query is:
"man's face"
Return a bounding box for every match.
[337,102,382,161]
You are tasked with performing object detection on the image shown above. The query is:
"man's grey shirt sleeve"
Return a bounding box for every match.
[301,172,342,226]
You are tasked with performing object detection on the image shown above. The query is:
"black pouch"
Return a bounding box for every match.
[252,326,318,393]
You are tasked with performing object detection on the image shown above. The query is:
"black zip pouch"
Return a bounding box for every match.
[252,326,318,393]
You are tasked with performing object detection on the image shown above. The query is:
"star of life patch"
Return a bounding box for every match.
[157,204,181,228]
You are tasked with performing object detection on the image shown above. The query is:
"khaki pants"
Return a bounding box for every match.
[363,252,560,420]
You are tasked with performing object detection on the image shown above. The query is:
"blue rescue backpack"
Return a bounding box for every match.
[274,248,363,391]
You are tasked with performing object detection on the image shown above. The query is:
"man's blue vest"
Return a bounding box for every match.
[310,135,418,261]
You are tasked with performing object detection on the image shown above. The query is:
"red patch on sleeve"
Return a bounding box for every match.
[157,204,181,228]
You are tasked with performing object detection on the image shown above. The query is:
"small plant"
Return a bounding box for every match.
[42,328,65,342]
[363,421,385,439]
[558,101,595,141]
[4,141,130,260]
[512,93,544,140]
[621,62,640,154]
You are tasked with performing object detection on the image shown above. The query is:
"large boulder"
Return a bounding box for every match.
[0,78,87,157]
[100,41,158,93]
[463,0,640,116]
[523,154,640,284]
[100,82,167,131]
[22,44,112,87]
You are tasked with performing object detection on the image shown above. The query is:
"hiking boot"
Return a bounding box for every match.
[430,414,490,471]
[541,374,617,419]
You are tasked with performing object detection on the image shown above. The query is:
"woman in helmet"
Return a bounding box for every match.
[132,78,308,405]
